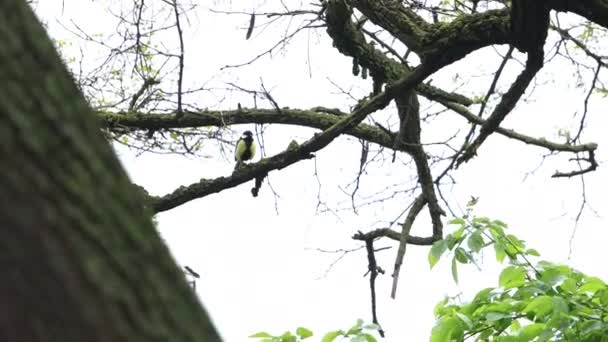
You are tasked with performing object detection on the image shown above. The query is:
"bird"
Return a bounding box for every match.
[234,130,256,168]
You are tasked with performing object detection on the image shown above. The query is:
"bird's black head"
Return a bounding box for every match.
[243,130,253,137]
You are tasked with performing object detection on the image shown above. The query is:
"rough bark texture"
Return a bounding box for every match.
[0,1,221,341]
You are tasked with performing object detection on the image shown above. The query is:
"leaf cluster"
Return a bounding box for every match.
[430,214,608,341]
[250,319,380,342]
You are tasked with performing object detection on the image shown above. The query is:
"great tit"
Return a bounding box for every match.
[234,130,256,166]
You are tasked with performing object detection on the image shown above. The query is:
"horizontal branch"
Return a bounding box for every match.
[101,108,414,152]
[352,228,438,246]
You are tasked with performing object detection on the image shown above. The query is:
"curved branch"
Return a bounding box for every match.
[325,0,473,107]
[552,150,599,178]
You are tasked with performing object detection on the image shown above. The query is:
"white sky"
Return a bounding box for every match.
[35,1,608,340]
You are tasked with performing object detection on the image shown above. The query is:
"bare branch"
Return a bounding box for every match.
[170,0,185,117]
[551,150,599,178]
[457,51,544,165]
[391,194,426,299]
[438,101,598,154]
[363,235,385,337]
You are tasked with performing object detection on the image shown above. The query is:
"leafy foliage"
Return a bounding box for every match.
[427,203,538,284]
[430,213,608,341]
[250,320,380,342]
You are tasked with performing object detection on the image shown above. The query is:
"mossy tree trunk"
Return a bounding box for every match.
[0,1,221,341]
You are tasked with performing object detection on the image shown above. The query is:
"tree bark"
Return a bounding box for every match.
[0,1,221,341]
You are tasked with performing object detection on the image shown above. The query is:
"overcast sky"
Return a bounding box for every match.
[36,1,608,340]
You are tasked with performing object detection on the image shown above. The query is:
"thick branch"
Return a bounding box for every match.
[325,0,473,106]
[421,9,511,65]
[101,108,414,153]
[394,92,444,240]
[550,0,608,31]
[352,0,430,52]
[510,0,550,53]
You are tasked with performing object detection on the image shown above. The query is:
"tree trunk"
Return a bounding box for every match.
[0,1,221,341]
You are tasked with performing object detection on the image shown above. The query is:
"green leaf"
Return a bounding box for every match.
[473,288,495,302]
[279,331,296,342]
[509,319,521,333]
[455,247,471,264]
[525,248,540,256]
[580,320,603,335]
[491,219,508,228]
[451,257,459,283]
[431,317,463,342]
[518,323,546,340]
[361,333,377,342]
[347,319,364,335]
[448,218,465,225]
[505,234,525,254]
[452,226,465,240]
[599,289,608,305]
[489,224,505,240]
[539,263,572,285]
[434,297,448,316]
[552,296,569,316]
[296,327,313,339]
[578,277,606,295]
[499,266,526,289]
[445,234,459,250]
[467,231,484,252]
[454,312,473,329]
[429,240,448,268]
[473,217,490,224]
[560,277,577,293]
[494,241,507,263]
[523,296,554,318]
[249,332,273,338]
[485,312,511,321]
[321,331,343,342]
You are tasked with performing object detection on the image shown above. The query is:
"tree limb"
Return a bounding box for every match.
[391,194,426,299]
